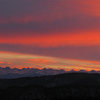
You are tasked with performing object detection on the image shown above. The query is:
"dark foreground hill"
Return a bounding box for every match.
[1,73,100,100]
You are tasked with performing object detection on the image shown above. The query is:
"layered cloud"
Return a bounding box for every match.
[0,0,100,69]
[0,52,100,71]
[0,32,100,47]
[0,0,99,23]
[0,0,99,47]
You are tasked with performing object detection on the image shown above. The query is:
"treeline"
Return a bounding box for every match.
[0,73,100,100]
[0,85,100,100]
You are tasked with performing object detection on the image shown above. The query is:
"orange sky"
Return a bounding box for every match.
[0,31,100,47]
[0,0,100,70]
[0,51,100,71]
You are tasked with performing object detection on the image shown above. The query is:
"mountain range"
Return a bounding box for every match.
[0,67,99,78]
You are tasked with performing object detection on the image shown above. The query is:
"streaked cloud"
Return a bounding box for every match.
[0,52,100,71]
[0,0,100,70]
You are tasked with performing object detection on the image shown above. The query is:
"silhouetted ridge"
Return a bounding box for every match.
[0,67,99,79]
[0,73,100,100]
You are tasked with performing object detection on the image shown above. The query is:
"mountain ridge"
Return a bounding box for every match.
[0,67,99,79]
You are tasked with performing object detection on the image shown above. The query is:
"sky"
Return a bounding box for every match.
[0,0,100,71]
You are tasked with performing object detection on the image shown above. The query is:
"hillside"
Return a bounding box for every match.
[0,73,100,100]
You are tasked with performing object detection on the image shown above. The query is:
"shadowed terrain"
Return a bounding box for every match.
[0,73,100,100]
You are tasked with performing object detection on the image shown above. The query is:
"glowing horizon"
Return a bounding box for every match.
[0,0,100,71]
[0,51,100,71]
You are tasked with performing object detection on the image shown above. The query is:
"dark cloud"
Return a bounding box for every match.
[0,0,99,35]
[0,0,100,62]
[0,44,100,61]
[0,16,100,36]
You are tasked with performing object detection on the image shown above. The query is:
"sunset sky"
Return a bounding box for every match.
[0,0,100,71]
